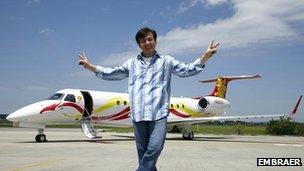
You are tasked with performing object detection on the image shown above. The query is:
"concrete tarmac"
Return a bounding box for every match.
[0,128,303,171]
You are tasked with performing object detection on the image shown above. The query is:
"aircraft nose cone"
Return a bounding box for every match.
[6,112,19,122]
[6,101,45,123]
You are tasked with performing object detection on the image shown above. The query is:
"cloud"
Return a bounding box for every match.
[39,28,54,35]
[99,51,138,66]
[28,0,41,4]
[205,0,227,6]
[177,0,199,14]
[26,86,50,91]
[0,86,16,91]
[158,0,304,56]
[177,0,227,14]
[99,0,304,66]
[160,6,172,17]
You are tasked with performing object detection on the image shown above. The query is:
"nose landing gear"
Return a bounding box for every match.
[35,129,47,142]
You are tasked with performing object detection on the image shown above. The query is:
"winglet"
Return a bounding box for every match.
[290,95,302,116]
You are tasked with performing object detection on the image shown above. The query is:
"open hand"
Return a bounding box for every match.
[78,52,96,72]
[201,41,220,63]
[78,52,90,67]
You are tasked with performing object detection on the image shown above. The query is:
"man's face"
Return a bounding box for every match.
[139,32,156,57]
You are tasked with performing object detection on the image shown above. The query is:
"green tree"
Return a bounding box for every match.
[266,117,296,135]
[294,123,304,136]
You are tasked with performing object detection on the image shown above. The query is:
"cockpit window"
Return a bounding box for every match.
[64,94,76,102]
[47,93,64,100]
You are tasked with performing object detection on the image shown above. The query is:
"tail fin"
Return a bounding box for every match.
[290,95,302,117]
[199,75,261,98]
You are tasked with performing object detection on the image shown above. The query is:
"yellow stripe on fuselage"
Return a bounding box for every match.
[62,113,82,119]
[171,103,202,117]
[94,97,129,114]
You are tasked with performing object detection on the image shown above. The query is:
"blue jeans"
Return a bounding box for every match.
[132,117,167,171]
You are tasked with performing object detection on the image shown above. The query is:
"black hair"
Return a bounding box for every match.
[135,27,157,45]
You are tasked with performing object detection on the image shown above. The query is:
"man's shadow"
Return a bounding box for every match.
[17,136,135,144]
[16,134,287,145]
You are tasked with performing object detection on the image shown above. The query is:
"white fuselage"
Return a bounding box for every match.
[6,89,231,128]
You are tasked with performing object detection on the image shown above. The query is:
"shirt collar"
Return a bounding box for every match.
[137,51,161,60]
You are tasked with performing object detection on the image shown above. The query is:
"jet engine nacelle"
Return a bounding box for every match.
[198,96,230,114]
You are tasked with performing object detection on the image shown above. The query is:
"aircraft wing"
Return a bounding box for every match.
[168,95,302,125]
[168,114,286,125]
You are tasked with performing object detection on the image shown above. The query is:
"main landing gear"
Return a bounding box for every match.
[182,131,194,140]
[180,124,194,140]
[35,129,47,142]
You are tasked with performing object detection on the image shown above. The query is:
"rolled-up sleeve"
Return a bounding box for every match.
[170,56,205,78]
[95,61,129,80]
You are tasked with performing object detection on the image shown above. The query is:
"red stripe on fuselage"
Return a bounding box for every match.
[40,103,60,114]
[92,107,130,121]
[170,109,190,118]
[58,102,84,114]
[110,112,130,121]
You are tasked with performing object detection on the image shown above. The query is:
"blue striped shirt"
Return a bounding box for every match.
[95,52,205,122]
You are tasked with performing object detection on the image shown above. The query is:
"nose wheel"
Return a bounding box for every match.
[35,129,47,142]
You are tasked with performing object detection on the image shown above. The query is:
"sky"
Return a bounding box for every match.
[0,0,304,122]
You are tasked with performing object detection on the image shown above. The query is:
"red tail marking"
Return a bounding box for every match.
[210,77,229,98]
[291,95,302,116]
[199,75,261,99]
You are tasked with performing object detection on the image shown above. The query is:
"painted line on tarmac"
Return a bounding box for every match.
[11,158,64,171]
[274,144,303,147]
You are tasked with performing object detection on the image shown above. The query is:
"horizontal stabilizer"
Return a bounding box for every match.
[199,75,261,83]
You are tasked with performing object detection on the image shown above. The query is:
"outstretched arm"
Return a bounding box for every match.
[78,52,129,80]
[171,41,220,78]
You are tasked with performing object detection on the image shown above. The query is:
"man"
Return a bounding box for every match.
[78,27,219,171]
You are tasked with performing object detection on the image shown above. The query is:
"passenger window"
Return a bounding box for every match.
[117,101,120,105]
[170,104,173,108]
[123,101,127,106]
[64,94,76,102]
[177,104,180,108]
[182,105,185,108]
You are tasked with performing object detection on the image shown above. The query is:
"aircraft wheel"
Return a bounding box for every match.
[182,131,194,140]
[35,134,47,142]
